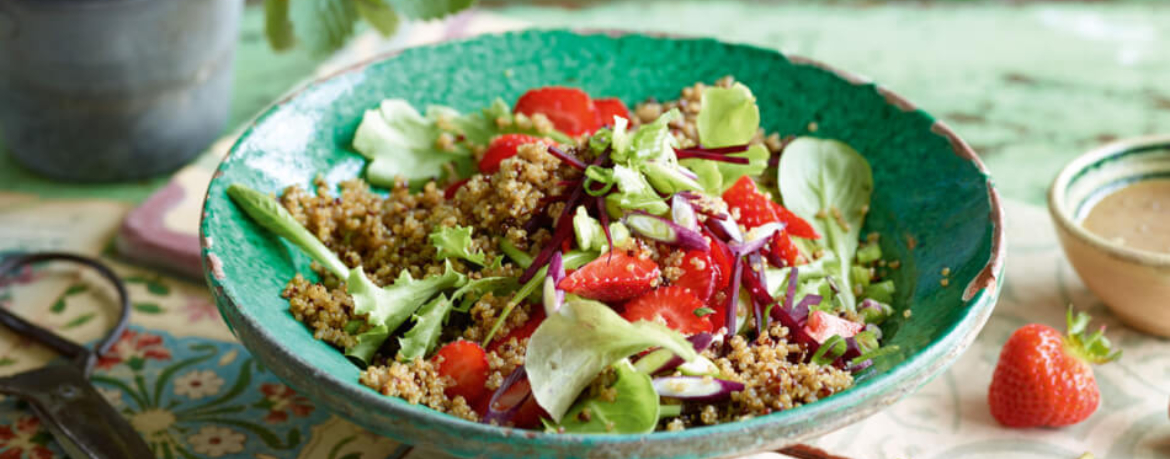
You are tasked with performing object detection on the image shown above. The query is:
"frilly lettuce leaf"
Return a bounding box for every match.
[548,359,660,434]
[627,109,681,163]
[353,98,570,190]
[396,294,454,361]
[345,261,467,363]
[429,225,487,266]
[527,298,697,422]
[353,99,470,190]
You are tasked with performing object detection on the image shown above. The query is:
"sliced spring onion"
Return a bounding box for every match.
[623,211,708,252]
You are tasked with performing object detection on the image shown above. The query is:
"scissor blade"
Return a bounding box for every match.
[0,365,153,459]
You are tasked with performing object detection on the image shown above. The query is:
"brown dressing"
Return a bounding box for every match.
[1081,179,1170,255]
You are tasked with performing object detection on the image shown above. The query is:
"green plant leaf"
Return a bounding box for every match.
[65,284,88,295]
[50,298,66,314]
[263,0,296,51]
[355,0,400,37]
[527,298,696,421]
[387,0,475,20]
[290,0,359,55]
[552,359,660,434]
[396,294,453,361]
[778,137,874,312]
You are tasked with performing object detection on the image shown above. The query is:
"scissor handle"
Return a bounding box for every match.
[0,252,151,459]
[0,252,130,372]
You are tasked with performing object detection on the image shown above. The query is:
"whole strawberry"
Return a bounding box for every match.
[988,309,1120,427]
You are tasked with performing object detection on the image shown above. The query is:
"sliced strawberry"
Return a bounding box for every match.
[707,236,734,292]
[804,310,864,344]
[487,310,545,354]
[514,87,599,136]
[444,178,471,199]
[770,201,820,239]
[433,340,490,404]
[674,249,717,302]
[770,230,802,267]
[622,286,713,334]
[594,98,630,127]
[480,134,547,174]
[722,176,777,229]
[557,251,659,303]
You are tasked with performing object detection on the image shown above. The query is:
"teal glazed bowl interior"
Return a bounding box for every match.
[200,30,1005,459]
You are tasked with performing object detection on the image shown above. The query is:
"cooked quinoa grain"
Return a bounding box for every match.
[271,77,879,429]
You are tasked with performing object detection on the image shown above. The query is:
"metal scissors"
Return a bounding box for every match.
[0,252,153,458]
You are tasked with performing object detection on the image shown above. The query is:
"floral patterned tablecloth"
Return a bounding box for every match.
[2,7,1168,459]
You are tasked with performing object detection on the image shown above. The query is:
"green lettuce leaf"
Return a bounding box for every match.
[680,158,724,196]
[550,359,660,434]
[353,99,469,189]
[346,324,390,363]
[778,137,874,312]
[691,83,770,191]
[573,205,606,252]
[451,276,518,312]
[350,260,466,330]
[527,298,697,421]
[604,165,669,217]
[628,109,681,163]
[697,83,760,148]
[429,225,487,266]
[396,294,454,361]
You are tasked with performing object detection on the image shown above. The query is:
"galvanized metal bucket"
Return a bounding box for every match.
[0,0,243,182]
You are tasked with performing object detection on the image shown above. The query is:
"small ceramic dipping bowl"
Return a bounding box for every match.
[1049,135,1170,336]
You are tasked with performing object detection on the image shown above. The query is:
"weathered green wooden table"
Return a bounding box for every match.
[4,1,1168,206]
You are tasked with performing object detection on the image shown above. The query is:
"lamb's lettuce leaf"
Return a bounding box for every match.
[396,294,454,361]
[549,359,660,434]
[429,225,487,266]
[778,137,874,312]
[527,298,697,421]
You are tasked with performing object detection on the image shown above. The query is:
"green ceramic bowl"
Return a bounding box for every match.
[200,30,1005,459]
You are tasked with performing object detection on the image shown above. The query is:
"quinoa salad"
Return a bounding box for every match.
[228,77,900,433]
